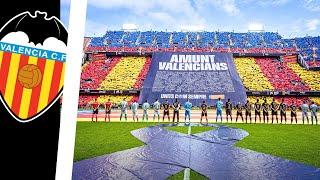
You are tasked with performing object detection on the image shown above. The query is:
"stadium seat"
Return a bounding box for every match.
[80,57,121,89]
[255,57,310,91]
[234,57,274,91]
[287,62,320,90]
[98,56,148,90]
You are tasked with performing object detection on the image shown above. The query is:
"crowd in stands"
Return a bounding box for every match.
[133,57,151,89]
[307,60,320,68]
[80,57,121,89]
[255,57,310,91]
[296,36,320,61]
[79,56,151,106]
[88,31,286,49]
[79,31,320,107]
[287,62,320,90]
[98,56,148,90]
[84,31,320,65]
[234,56,319,106]
[311,97,320,105]
[234,57,274,91]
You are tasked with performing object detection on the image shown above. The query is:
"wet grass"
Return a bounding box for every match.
[167,169,208,180]
[221,123,320,168]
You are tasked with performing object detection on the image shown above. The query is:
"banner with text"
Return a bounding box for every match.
[139,52,247,105]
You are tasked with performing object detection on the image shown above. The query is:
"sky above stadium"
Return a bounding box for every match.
[61,0,320,38]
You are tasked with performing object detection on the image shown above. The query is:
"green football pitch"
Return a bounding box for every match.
[74,122,320,170]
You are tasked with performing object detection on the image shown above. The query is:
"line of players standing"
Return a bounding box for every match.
[227,98,318,125]
[90,97,318,125]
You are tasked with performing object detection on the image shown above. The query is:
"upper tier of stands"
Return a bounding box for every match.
[86,31,320,61]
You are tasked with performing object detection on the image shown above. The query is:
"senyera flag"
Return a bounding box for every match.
[0,11,67,122]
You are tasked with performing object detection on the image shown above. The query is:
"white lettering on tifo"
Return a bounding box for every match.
[159,54,228,71]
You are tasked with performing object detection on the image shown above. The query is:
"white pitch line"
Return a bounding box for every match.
[184,125,192,180]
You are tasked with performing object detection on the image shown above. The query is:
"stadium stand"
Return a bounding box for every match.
[80,57,121,89]
[311,97,320,105]
[98,56,147,90]
[79,56,151,105]
[234,57,317,106]
[78,95,98,108]
[255,57,310,91]
[80,30,320,108]
[234,57,274,91]
[133,57,151,89]
[287,62,320,90]
[85,31,320,64]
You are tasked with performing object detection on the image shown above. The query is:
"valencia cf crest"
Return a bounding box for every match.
[0,11,67,122]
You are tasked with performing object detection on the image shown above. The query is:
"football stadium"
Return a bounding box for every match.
[72,2,320,180]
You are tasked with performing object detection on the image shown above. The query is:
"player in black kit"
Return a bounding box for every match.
[200,100,208,125]
[270,98,279,124]
[254,99,262,123]
[244,100,252,123]
[172,99,180,124]
[262,99,269,123]
[290,101,297,124]
[162,99,170,122]
[236,102,244,122]
[225,99,233,122]
[279,98,287,124]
